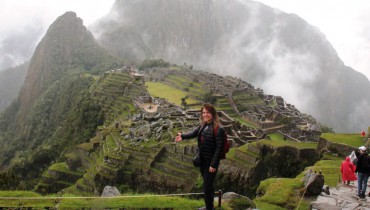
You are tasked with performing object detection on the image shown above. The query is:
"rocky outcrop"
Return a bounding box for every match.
[216,143,320,197]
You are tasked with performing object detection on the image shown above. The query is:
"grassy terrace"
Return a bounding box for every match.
[253,133,361,209]
[0,191,208,209]
[164,75,206,96]
[234,116,258,127]
[233,93,264,104]
[146,82,200,106]
[297,154,342,187]
[255,177,308,210]
[48,162,84,177]
[252,133,318,149]
[320,133,364,147]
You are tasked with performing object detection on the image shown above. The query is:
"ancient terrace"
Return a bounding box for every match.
[35,67,324,197]
[97,67,319,143]
[138,67,321,142]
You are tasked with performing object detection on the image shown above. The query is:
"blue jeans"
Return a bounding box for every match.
[357,172,369,196]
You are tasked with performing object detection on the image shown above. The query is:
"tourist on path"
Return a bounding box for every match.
[175,103,225,210]
[340,156,357,185]
[362,130,366,140]
[355,146,370,198]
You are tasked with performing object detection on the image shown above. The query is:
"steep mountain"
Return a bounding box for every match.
[0,62,28,112]
[0,10,321,197]
[91,0,370,132]
[32,65,321,197]
[0,12,120,182]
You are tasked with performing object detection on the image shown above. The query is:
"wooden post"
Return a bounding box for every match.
[218,189,222,208]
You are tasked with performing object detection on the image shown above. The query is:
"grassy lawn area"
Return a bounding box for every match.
[254,153,342,210]
[146,82,200,106]
[297,153,342,187]
[255,133,318,149]
[0,191,238,209]
[0,191,207,209]
[320,133,364,147]
[254,178,309,210]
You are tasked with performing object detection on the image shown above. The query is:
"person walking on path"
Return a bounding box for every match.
[355,146,370,198]
[175,103,225,210]
[362,130,366,141]
[340,156,357,185]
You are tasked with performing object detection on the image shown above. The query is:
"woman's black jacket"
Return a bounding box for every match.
[356,152,370,174]
[181,122,225,168]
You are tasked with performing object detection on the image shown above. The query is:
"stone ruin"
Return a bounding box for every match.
[136,67,321,142]
[103,67,321,146]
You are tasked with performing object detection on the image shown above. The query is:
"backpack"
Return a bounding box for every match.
[213,125,230,159]
[361,154,370,169]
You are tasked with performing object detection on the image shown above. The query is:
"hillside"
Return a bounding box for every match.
[25,63,321,198]
[0,12,120,184]
[91,0,370,132]
[0,62,28,112]
[0,9,366,209]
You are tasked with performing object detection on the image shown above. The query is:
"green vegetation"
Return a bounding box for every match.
[254,153,342,209]
[0,52,362,210]
[254,138,318,150]
[139,58,170,70]
[232,92,266,113]
[234,116,257,127]
[146,82,199,106]
[297,154,342,187]
[321,133,364,147]
[255,178,307,209]
[0,191,208,209]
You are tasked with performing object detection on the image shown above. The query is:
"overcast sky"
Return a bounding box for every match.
[253,0,370,81]
[0,0,369,80]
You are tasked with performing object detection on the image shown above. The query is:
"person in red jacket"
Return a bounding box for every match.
[341,156,357,185]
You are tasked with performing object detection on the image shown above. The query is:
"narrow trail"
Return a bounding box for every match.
[311,180,370,210]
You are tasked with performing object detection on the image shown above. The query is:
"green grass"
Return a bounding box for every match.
[320,133,364,147]
[146,82,200,106]
[254,200,287,210]
[0,191,219,209]
[233,116,257,128]
[48,162,83,176]
[254,138,318,149]
[254,178,307,209]
[297,154,342,187]
[267,133,285,141]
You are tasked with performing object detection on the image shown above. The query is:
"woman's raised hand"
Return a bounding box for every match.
[175,133,182,142]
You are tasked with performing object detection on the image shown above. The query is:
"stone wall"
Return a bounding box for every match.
[317,138,357,157]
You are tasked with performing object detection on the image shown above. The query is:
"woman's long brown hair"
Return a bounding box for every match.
[200,103,220,126]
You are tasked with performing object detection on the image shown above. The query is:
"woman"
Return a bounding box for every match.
[175,103,225,210]
[340,156,357,185]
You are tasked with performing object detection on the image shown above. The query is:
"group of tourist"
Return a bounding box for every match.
[341,145,370,199]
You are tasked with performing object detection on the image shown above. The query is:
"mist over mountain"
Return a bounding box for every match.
[0,24,42,72]
[0,62,28,112]
[91,0,370,132]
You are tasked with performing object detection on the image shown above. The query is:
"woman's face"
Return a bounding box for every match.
[202,108,213,123]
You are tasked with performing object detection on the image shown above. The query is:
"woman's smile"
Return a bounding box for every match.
[202,109,213,123]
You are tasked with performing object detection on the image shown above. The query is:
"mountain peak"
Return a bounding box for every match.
[16,11,98,125]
